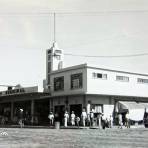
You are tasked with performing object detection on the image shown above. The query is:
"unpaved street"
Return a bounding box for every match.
[0,127,148,148]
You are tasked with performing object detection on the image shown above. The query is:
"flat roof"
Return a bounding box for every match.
[50,63,148,77]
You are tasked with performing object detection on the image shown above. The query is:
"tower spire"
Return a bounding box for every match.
[53,12,56,43]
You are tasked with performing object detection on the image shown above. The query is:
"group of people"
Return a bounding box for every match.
[117,112,130,129]
[48,111,81,127]
[48,109,114,129]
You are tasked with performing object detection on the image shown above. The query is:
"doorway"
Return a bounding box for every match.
[54,105,65,125]
[70,104,82,117]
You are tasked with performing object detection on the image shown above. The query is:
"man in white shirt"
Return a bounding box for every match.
[48,112,54,126]
[71,111,76,126]
[64,111,69,127]
[81,109,87,127]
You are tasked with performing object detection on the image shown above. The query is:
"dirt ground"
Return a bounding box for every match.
[0,127,148,148]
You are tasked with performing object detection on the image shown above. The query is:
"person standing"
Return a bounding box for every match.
[19,108,24,128]
[64,111,69,127]
[81,108,87,127]
[71,111,75,126]
[76,116,80,128]
[101,113,106,129]
[118,113,123,129]
[109,115,113,128]
[125,112,130,128]
[90,110,94,126]
[48,112,54,126]
[97,113,102,129]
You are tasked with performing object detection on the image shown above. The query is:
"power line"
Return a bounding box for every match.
[0,10,148,16]
[64,52,148,58]
[1,44,148,58]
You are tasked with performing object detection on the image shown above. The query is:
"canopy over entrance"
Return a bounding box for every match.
[115,101,148,121]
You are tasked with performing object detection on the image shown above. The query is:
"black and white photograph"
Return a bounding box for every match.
[0,0,148,147]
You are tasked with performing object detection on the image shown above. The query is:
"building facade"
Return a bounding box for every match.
[0,86,50,125]
[48,63,148,122]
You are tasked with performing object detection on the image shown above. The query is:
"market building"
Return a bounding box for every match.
[0,86,49,125]
[0,42,148,126]
[45,42,148,125]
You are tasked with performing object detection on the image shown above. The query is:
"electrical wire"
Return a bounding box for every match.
[0,10,148,16]
[64,52,148,58]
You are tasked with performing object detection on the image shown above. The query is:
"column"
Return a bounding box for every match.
[83,95,86,109]
[10,101,14,122]
[31,100,34,124]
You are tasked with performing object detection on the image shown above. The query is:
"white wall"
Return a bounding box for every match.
[87,68,148,98]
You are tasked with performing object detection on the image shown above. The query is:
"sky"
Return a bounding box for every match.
[0,0,148,91]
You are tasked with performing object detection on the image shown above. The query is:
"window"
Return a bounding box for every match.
[71,73,83,89]
[48,62,51,73]
[116,75,129,82]
[48,50,52,54]
[48,55,51,61]
[48,74,50,85]
[55,50,62,54]
[54,76,64,91]
[92,73,107,79]
[137,78,148,84]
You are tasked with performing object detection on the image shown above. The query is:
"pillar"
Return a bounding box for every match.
[31,100,34,124]
[49,98,53,112]
[83,95,86,109]
[11,101,14,122]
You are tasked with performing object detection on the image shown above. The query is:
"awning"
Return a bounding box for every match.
[115,101,148,121]
[116,101,145,112]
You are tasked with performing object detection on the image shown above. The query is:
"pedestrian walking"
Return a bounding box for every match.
[64,111,69,127]
[71,111,75,126]
[48,112,54,126]
[81,108,87,127]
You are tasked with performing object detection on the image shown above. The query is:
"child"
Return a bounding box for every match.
[76,116,80,128]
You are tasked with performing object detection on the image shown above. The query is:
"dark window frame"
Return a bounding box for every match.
[137,78,148,84]
[116,75,129,82]
[71,73,83,89]
[92,72,107,80]
[54,76,64,91]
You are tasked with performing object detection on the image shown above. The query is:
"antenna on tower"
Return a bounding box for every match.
[53,12,56,43]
